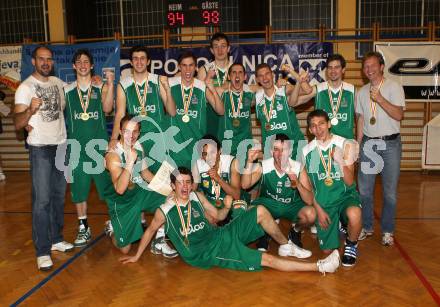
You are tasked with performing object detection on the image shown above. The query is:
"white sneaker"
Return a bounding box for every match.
[382,232,394,246]
[150,237,179,258]
[104,220,113,237]
[51,241,74,252]
[37,255,53,271]
[317,250,340,275]
[310,225,317,234]
[278,240,312,259]
[358,228,374,241]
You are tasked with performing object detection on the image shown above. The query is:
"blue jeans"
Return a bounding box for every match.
[358,136,401,233]
[29,145,67,257]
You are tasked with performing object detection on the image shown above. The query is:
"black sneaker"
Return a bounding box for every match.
[256,234,271,252]
[341,242,358,267]
[288,226,303,248]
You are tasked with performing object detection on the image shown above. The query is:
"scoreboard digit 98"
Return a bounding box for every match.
[166,1,221,27]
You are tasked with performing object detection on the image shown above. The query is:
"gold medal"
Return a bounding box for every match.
[215,199,222,207]
[370,116,376,125]
[232,119,240,127]
[327,82,343,127]
[330,117,339,126]
[81,112,90,121]
[265,122,271,131]
[182,114,190,123]
[324,177,333,187]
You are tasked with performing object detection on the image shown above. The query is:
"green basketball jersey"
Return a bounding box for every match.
[315,82,355,139]
[203,61,229,88]
[64,82,108,145]
[302,134,355,208]
[195,154,234,205]
[259,157,302,205]
[255,86,305,155]
[218,85,254,156]
[119,74,168,133]
[160,192,219,268]
[169,76,207,166]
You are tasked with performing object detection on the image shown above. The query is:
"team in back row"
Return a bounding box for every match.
[14,32,405,274]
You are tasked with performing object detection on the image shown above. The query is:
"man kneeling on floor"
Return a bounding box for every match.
[119,167,340,274]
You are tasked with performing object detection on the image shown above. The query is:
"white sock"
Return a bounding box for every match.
[155,225,165,239]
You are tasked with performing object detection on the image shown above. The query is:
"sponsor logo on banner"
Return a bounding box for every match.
[375,42,440,101]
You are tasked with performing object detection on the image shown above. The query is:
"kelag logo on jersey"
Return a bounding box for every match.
[228,110,249,118]
[318,171,341,181]
[180,221,205,236]
[74,111,99,120]
[177,109,198,119]
[267,190,291,204]
[270,122,287,131]
[134,105,156,114]
[328,112,348,122]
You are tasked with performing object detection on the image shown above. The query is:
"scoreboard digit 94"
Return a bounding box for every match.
[166,1,221,27]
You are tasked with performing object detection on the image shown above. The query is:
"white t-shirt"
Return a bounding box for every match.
[15,75,67,145]
[355,78,405,137]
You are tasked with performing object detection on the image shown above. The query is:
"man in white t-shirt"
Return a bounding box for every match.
[355,51,405,247]
[14,46,73,271]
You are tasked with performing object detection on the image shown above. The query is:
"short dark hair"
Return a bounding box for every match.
[178,50,197,65]
[228,62,245,75]
[120,114,139,131]
[129,45,149,61]
[72,48,94,65]
[326,53,346,69]
[256,63,272,76]
[31,45,53,59]
[210,32,230,48]
[170,166,194,184]
[362,51,385,67]
[198,134,221,155]
[307,109,329,127]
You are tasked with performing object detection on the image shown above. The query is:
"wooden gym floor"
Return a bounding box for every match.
[0,171,439,306]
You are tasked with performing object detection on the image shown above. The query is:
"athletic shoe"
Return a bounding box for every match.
[74,226,91,247]
[150,237,179,258]
[341,242,358,267]
[104,220,113,237]
[0,172,5,181]
[358,228,373,241]
[287,226,303,248]
[256,234,271,252]
[310,225,317,234]
[278,240,312,258]
[317,250,340,274]
[51,241,74,252]
[37,255,53,271]
[382,232,394,246]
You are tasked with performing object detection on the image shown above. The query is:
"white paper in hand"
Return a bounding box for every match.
[147,161,175,196]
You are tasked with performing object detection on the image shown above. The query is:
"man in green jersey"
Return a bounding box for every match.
[104,115,177,257]
[216,63,255,157]
[64,49,114,247]
[242,133,315,254]
[119,167,340,274]
[168,51,224,169]
[297,54,356,139]
[302,109,362,266]
[192,135,243,224]
[197,32,231,136]
[109,46,176,173]
[255,63,312,160]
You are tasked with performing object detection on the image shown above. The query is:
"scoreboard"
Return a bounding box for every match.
[166,1,221,27]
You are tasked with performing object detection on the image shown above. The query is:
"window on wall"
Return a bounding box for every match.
[0,0,48,44]
[271,0,335,41]
[357,0,440,58]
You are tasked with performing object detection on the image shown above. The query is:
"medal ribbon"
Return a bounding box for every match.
[213,62,230,86]
[211,160,222,201]
[369,78,384,120]
[175,198,192,245]
[327,82,343,119]
[229,86,243,118]
[317,143,333,182]
[76,83,92,114]
[134,79,148,114]
[262,87,277,125]
[181,81,194,117]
